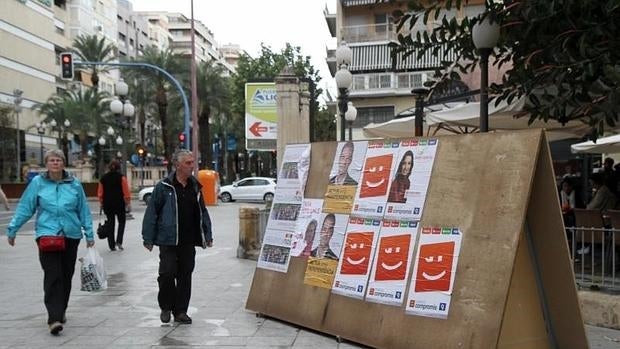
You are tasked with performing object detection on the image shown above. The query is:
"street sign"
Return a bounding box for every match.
[246,139,276,151]
[245,82,277,150]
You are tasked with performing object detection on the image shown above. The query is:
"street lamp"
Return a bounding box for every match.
[344,101,357,141]
[49,118,71,166]
[335,41,353,142]
[13,89,23,181]
[110,78,135,174]
[472,15,500,133]
[36,121,46,166]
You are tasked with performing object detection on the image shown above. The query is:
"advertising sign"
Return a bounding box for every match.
[245,82,277,150]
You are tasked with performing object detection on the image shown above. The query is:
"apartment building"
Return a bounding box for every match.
[0,0,72,180]
[220,44,243,71]
[116,0,148,59]
[326,0,485,140]
[134,11,172,51]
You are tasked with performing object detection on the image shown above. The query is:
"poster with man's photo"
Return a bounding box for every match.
[384,138,438,220]
[257,228,294,273]
[303,212,349,289]
[351,140,400,218]
[323,141,368,215]
[366,219,419,306]
[290,198,324,258]
[331,216,382,300]
[275,143,311,203]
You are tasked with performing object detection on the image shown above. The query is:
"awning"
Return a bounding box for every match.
[363,98,592,141]
[351,44,456,72]
[571,134,620,154]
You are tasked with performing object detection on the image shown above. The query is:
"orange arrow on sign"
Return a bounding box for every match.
[249,122,268,137]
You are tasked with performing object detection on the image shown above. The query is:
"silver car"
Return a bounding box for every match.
[218,177,276,203]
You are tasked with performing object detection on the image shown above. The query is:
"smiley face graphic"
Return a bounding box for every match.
[374,234,411,281]
[414,241,455,292]
[340,232,374,275]
[359,154,393,198]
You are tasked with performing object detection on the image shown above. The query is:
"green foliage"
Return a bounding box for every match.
[314,106,337,141]
[71,34,117,88]
[0,104,13,128]
[230,43,323,146]
[392,0,620,137]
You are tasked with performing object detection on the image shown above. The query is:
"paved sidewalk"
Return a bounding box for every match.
[0,203,619,348]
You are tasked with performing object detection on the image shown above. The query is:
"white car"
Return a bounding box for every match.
[138,186,154,204]
[219,177,276,203]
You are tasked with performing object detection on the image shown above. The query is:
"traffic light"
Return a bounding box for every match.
[60,52,74,80]
[178,132,186,147]
[136,144,146,159]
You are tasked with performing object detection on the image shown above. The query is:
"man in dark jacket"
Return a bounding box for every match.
[142,149,213,325]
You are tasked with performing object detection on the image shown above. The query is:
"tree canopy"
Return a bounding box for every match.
[391,0,620,137]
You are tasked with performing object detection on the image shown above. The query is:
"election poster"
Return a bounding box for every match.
[303,212,349,289]
[366,219,419,306]
[266,202,302,232]
[290,199,324,258]
[351,140,400,218]
[323,141,368,214]
[275,144,311,203]
[405,226,463,319]
[332,216,382,299]
[257,228,294,273]
[385,138,438,220]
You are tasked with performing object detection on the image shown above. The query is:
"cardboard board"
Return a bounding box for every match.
[246,130,588,349]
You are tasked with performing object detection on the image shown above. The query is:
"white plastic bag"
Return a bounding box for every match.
[79,247,107,292]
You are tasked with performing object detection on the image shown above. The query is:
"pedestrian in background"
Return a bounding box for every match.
[97,159,131,251]
[6,149,94,335]
[0,184,10,210]
[142,149,213,325]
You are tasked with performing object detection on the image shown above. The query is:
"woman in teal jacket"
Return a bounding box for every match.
[6,149,94,336]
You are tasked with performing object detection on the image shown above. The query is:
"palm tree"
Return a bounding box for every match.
[133,46,187,168]
[71,34,116,90]
[196,60,230,168]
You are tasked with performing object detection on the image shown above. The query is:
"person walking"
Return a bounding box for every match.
[142,149,213,325]
[6,149,94,335]
[97,159,131,251]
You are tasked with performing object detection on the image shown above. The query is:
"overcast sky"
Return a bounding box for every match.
[130,0,337,101]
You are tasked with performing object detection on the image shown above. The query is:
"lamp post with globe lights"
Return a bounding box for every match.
[344,102,357,141]
[35,121,47,166]
[472,15,500,133]
[49,118,71,166]
[335,41,353,142]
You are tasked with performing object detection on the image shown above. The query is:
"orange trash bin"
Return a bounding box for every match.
[197,170,219,206]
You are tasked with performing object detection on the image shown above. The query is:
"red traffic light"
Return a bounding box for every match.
[178,133,186,142]
[62,56,71,63]
[60,52,73,80]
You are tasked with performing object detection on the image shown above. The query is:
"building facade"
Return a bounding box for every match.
[116,0,149,59]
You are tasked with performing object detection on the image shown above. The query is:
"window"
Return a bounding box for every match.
[238,179,255,187]
[256,179,269,186]
[369,74,391,89]
[354,106,395,127]
[353,76,365,90]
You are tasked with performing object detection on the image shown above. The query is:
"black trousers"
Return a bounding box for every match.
[105,208,126,250]
[38,238,80,324]
[158,245,196,314]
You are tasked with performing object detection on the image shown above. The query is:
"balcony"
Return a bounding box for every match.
[349,71,431,98]
[342,23,397,44]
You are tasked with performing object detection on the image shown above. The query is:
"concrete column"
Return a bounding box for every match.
[275,67,310,169]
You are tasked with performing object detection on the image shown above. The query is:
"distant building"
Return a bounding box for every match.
[116,0,149,59]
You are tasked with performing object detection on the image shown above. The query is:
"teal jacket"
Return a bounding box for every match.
[142,172,213,246]
[7,171,94,241]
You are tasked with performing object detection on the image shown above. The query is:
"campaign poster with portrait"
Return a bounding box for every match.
[256,228,294,273]
[385,138,438,220]
[303,212,349,289]
[331,216,382,299]
[275,143,311,203]
[290,198,324,258]
[351,140,400,218]
[365,219,419,306]
[405,226,463,319]
[323,141,368,215]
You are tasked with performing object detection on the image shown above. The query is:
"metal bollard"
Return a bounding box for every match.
[238,206,260,260]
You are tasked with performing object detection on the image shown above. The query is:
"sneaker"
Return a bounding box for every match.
[116,243,124,251]
[160,310,171,323]
[174,313,192,324]
[49,322,63,335]
[577,246,591,255]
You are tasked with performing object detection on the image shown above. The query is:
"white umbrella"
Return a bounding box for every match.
[571,134,620,154]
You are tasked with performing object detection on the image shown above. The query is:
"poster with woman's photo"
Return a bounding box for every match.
[331,216,382,300]
[290,198,324,258]
[303,212,349,289]
[275,144,311,203]
[384,138,439,220]
[351,140,400,218]
[323,141,368,214]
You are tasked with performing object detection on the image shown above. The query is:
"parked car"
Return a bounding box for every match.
[219,177,276,203]
[138,186,154,204]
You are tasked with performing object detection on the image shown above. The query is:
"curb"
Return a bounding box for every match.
[579,290,620,330]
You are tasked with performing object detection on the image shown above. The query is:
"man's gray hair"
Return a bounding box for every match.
[172,149,193,166]
[44,149,66,164]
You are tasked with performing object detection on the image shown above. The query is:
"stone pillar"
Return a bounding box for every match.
[275,66,310,169]
[238,206,260,260]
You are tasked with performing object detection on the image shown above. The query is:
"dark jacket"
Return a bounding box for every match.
[142,172,213,246]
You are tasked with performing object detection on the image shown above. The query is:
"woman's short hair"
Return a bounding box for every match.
[44,149,65,164]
